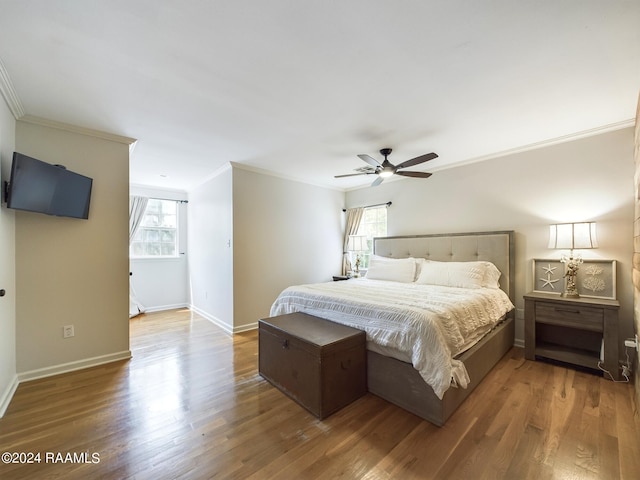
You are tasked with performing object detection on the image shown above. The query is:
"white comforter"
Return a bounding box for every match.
[269,278,514,399]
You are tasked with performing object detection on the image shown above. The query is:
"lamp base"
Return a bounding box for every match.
[561,291,580,298]
[561,256,581,299]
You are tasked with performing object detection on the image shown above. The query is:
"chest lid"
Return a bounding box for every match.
[259,312,365,354]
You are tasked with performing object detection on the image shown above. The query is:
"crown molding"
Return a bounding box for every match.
[229,161,345,192]
[345,119,636,192]
[439,119,635,172]
[0,56,137,149]
[18,114,137,146]
[189,162,233,190]
[0,57,25,119]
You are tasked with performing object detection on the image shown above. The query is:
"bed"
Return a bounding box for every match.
[270,231,515,425]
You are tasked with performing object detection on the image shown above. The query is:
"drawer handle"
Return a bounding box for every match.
[282,339,289,349]
[340,360,351,370]
[555,308,580,314]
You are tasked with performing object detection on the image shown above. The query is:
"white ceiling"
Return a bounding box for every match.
[0,1,638,191]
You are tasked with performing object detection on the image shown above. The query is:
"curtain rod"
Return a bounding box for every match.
[131,195,188,204]
[342,201,391,212]
[158,198,189,204]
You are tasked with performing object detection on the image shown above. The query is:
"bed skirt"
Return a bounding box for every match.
[367,316,515,426]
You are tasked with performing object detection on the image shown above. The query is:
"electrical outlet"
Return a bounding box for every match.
[624,335,639,352]
[63,325,74,338]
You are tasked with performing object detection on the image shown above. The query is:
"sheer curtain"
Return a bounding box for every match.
[342,207,364,275]
[129,196,148,317]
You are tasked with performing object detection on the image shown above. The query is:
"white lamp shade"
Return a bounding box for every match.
[548,222,597,249]
[348,235,368,252]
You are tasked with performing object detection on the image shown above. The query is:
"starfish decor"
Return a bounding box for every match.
[539,263,560,290]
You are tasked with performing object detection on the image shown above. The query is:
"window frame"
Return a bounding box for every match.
[129,198,180,260]
[355,205,388,270]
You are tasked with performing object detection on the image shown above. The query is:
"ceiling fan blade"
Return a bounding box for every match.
[395,171,432,178]
[395,152,438,170]
[371,176,384,187]
[334,172,372,178]
[358,154,382,168]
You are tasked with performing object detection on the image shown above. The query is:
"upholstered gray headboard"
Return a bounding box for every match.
[373,231,515,304]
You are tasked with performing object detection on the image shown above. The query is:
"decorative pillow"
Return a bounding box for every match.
[416,260,501,289]
[365,255,416,283]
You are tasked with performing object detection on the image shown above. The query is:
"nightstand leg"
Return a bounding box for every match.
[603,309,619,380]
[524,298,535,360]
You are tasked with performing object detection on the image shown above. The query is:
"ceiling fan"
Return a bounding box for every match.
[335,148,438,186]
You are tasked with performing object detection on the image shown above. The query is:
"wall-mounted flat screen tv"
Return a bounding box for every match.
[5,152,93,219]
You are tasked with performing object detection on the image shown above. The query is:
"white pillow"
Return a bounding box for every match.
[413,257,425,281]
[482,262,502,289]
[365,256,416,283]
[416,260,501,289]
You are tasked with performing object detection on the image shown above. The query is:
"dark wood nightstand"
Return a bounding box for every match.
[524,291,620,380]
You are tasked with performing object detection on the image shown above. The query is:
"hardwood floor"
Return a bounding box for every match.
[1,309,639,479]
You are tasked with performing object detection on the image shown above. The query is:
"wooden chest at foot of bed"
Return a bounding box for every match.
[259,312,367,419]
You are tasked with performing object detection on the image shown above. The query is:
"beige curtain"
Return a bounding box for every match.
[342,207,364,275]
[129,196,148,244]
[129,196,148,318]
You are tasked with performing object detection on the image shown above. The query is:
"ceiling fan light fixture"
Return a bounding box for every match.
[336,147,438,185]
[379,168,395,178]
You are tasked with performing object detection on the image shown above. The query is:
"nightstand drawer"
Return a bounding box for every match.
[536,301,603,332]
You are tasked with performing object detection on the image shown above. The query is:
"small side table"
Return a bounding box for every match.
[524,291,620,380]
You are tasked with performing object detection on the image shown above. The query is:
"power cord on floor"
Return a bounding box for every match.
[598,348,632,383]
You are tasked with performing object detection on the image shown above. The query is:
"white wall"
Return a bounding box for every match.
[188,165,235,331]
[130,185,189,312]
[346,128,635,348]
[0,94,16,416]
[232,166,344,330]
[15,119,131,375]
[187,164,344,333]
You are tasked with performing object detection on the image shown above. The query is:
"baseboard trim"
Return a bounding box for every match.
[17,350,132,384]
[234,322,258,333]
[142,303,190,314]
[189,305,259,334]
[0,374,19,418]
[189,305,234,335]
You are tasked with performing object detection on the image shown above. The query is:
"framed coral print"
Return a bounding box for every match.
[532,258,616,299]
[578,259,616,299]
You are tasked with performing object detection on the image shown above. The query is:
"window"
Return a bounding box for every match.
[130,199,178,258]
[356,205,387,269]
